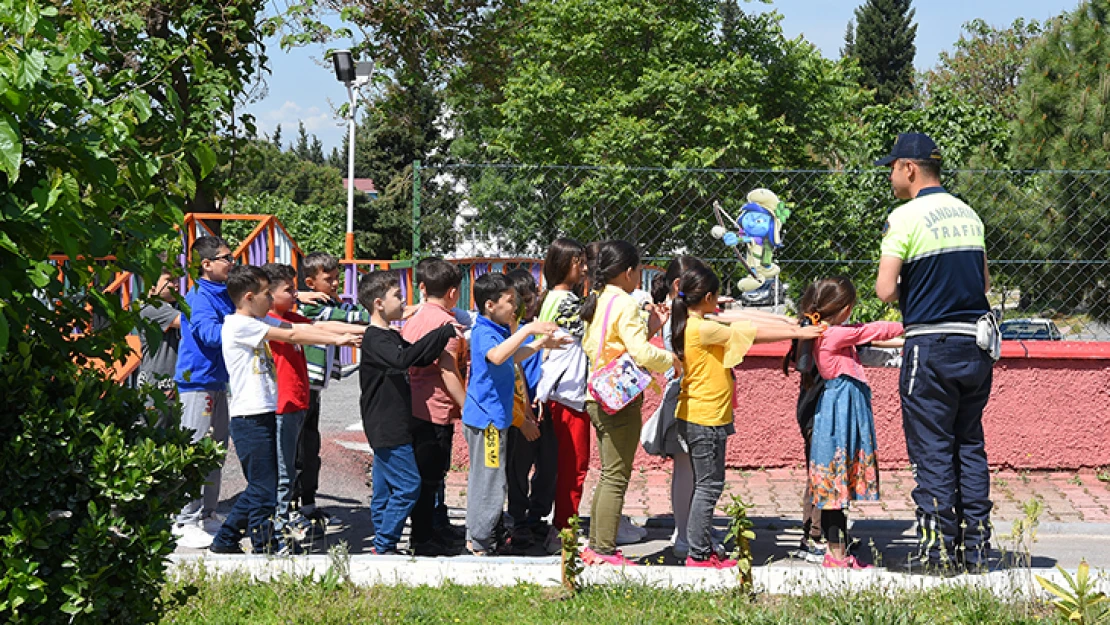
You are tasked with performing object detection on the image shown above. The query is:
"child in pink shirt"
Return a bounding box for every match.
[800,276,902,569]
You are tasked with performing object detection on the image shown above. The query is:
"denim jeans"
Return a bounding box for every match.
[212,412,278,552]
[677,420,729,560]
[369,444,422,553]
[275,410,305,523]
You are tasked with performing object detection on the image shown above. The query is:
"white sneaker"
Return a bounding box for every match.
[174,524,214,550]
[198,512,226,535]
[616,516,647,545]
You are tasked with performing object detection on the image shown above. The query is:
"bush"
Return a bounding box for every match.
[0,338,222,623]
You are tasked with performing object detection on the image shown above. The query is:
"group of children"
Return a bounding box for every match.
[142,233,905,568]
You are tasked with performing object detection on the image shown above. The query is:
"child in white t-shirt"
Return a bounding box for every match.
[208,265,361,555]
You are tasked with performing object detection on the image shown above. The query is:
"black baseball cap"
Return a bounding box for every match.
[874,132,942,166]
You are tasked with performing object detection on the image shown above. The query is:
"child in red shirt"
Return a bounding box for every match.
[263,263,363,530]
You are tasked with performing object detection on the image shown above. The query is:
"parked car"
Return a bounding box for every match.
[739,278,786,307]
[999,318,1063,341]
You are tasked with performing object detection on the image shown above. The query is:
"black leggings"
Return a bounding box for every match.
[821,509,848,546]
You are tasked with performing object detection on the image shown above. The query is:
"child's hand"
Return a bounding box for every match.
[537,333,573,350]
[297,291,330,305]
[645,303,670,328]
[519,417,540,442]
[670,353,685,379]
[524,320,560,336]
[337,332,363,348]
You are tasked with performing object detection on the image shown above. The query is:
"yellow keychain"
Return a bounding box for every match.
[483,424,500,468]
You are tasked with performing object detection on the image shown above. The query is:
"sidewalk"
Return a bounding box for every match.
[185,376,1110,572]
[437,465,1110,525]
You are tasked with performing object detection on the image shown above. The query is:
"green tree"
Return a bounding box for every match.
[440,0,861,256]
[233,139,347,207]
[309,136,326,165]
[294,120,310,160]
[850,0,918,105]
[842,19,856,58]
[223,195,346,259]
[1010,1,1110,318]
[0,0,262,618]
[352,83,457,259]
[273,123,284,149]
[924,18,1042,118]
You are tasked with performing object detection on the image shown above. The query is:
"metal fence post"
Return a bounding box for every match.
[412,159,422,261]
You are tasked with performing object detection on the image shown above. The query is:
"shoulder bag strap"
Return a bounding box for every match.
[595,293,620,364]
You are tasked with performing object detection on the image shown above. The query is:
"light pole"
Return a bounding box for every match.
[331,50,373,261]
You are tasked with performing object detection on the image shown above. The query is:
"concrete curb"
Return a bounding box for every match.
[168,553,1109,596]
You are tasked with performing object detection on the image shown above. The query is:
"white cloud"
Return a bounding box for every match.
[255,100,339,137]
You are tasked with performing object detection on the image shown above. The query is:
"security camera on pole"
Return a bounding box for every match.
[330,50,374,262]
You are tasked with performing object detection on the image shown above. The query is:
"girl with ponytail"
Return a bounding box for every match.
[670,264,825,568]
[791,276,903,569]
[579,240,680,566]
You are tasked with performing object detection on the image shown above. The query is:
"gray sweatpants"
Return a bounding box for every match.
[177,389,230,523]
[464,424,509,551]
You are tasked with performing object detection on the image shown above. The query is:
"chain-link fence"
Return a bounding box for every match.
[411,164,1110,340]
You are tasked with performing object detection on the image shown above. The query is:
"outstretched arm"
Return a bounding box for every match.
[266,323,361,347]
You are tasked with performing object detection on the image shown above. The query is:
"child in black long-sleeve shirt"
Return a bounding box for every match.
[358,270,457,555]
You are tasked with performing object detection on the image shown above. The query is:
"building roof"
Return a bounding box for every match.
[342,178,378,194]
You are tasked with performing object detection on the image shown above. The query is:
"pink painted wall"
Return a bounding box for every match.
[451,343,1110,472]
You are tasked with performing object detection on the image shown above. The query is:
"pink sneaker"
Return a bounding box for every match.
[685,553,739,569]
[823,553,872,569]
[581,547,638,566]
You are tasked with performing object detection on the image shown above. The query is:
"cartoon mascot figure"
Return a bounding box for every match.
[711,188,791,292]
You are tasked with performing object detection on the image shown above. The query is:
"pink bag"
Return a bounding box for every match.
[587,296,653,414]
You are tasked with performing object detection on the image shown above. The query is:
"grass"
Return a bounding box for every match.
[161,566,1057,625]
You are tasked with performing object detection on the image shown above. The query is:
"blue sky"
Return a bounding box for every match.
[245,0,1082,153]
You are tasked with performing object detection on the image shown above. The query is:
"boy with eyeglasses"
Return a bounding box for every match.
[173,236,238,540]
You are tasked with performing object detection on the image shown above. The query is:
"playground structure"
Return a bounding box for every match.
[94,213,660,380]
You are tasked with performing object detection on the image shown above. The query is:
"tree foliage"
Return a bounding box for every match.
[458,0,859,169]
[1,0,263,619]
[223,194,346,259]
[1008,1,1110,317]
[924,18,1042,118]
[848,0,918,105]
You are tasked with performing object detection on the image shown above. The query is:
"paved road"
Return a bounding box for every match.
[198,376,1110,571]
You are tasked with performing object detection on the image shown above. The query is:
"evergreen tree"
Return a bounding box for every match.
[294,121,310,160]
[842,19,855,58]
[309,136,325,165]
[1010,1,1110,318]
[328,146,344,171]
[272,123,283,150]
[1012,2,1110,170]
[851,0,917,104]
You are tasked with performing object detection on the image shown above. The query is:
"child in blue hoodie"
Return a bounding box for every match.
[173,236,237,533]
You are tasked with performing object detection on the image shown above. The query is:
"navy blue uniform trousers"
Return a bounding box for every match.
[900,334,994,566]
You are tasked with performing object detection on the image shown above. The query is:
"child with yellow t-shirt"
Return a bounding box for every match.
[671,264,825,568]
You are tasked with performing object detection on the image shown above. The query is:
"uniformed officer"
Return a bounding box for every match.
[874,133,995,573]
